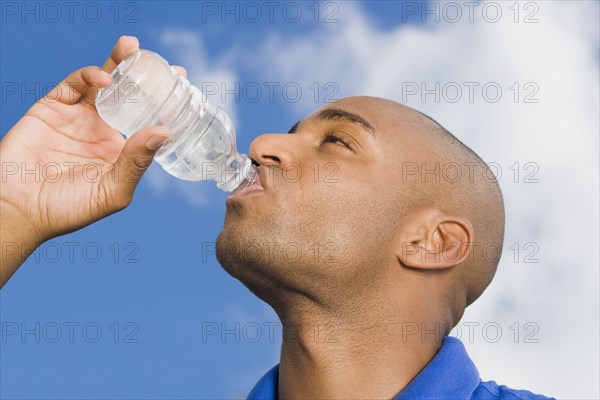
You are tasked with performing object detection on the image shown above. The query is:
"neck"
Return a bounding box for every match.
[276,285,447,400]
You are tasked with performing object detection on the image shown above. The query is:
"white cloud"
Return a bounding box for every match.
[160,28,240,122]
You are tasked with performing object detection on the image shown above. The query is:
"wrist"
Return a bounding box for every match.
[1,199,47,264]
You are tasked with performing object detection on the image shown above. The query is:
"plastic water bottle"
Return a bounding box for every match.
[95,49,258,192]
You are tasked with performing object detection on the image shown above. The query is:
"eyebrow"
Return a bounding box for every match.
[287,108,375,136]
[288,120,301,134]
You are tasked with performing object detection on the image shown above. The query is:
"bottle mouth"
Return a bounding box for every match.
[231,165,262,196]
[244,164,260,185]
[218,157,259,193]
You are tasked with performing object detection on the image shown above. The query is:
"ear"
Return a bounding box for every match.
[395,208,474,270]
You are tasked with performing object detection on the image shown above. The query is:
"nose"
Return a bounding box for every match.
[249,133,298,170]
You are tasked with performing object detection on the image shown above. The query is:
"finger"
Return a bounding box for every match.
[42,66,112,106]
[102,125,170,210]
[171,65,188,78]
[102,35,139,73]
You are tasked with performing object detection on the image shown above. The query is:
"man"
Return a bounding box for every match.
[1,36,552,399]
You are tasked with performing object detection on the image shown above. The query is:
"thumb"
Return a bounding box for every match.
[103,125,170,209]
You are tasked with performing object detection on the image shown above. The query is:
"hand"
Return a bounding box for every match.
[0,36,186,285]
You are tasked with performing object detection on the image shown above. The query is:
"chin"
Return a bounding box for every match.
[215,228,282,302]
[216,226,267,274]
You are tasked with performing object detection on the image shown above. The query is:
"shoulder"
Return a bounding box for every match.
[472,380,556,400]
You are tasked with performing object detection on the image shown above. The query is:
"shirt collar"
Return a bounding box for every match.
[395,336,480,400]
[247,337,480,400]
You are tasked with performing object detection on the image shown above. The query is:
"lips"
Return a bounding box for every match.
[231,180,264,197]
[229,166,266,198]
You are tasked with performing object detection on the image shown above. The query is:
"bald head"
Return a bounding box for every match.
[411,107,505,306]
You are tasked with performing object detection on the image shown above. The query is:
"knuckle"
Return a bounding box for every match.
[132,158,151,173]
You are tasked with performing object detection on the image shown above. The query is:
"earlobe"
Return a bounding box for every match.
[395,208,473,270]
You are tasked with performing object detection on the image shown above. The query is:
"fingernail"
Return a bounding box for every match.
[146,134,170,150]
[151,125,170,135]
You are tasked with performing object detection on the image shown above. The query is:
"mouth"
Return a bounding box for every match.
[228,166,266,199]
[230,181,264,197]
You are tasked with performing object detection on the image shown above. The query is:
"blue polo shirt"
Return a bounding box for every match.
[247,336,554,400]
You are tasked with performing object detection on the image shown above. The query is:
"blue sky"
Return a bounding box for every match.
[1,1,599,399]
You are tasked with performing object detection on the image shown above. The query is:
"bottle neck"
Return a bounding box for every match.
[217,154,258,192]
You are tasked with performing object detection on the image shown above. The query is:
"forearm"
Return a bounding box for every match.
[0,200,45,288]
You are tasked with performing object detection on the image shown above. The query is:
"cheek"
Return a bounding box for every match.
[270,161,395,257]
[281,180,381,245]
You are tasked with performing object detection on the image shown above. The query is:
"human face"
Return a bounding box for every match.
[216,96,423,299]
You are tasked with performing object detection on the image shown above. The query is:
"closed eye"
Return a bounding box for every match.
[319,132,353,150]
